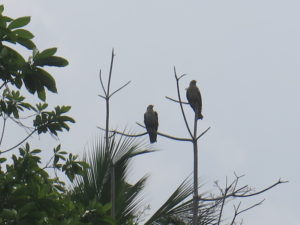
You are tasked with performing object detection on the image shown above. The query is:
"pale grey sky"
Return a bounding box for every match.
[2,1,299,224]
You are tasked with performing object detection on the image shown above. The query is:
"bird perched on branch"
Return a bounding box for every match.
[186,80,203,119]
[144,105,158,143]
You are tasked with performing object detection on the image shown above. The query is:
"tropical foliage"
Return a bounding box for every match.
[71,135,153,225]
[70,134,219,225]
[0,5,114,225]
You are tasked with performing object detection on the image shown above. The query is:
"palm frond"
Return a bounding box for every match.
[70,133,155,224]
[144,177,220,225]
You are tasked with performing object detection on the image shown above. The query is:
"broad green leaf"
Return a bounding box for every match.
[13,29,34,39]
[0,16,13,24]
[31,149,41,154]
[1,28,17,42]
[37,87,46,101]
[37,48,57,59]
[14,76,23,88]
[12,109,19,119]
[60,105,71,113]
[8,16,31,29]
[34,56,69,67]
[0,158,6,163]
[22,66,38,94]
[35,68,57,93]
[0,46,26,68]
[16,37,36,49]
[54,155,59,165]
[0,5,4,14]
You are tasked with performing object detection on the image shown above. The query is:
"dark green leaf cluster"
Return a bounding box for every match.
[0,89,34,118]
[0,143,115,225]
[0,4,68,101]
[33,105,75,136]
[0,5,116,225]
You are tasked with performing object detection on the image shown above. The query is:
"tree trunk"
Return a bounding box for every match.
[192,110,199,225]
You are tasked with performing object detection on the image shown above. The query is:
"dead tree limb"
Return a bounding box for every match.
[97,49,131,219]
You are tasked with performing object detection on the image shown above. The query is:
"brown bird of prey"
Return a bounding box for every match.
[144,105,158,143]
[186,80,203,119]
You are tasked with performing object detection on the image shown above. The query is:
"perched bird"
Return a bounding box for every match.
[144,105,158,143]
[186,80,203,119]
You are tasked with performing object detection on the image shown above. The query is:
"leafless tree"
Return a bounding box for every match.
[97,53,287,225]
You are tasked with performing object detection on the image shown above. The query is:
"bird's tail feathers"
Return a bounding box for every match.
[198,112,203,120]
[148,129,157,143]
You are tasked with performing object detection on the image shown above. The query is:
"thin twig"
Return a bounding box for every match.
[178,73,188,80]
[196,127,211,141]
[230,200,265,225]
[230,202,241,225]
[0,117,7,147]
[99,69,107,96]
[199,179,286,202]
[1,129,37,154]
[233,179,288,198]
[136,122,193,142]
[107,49,115,97]
[97,126,147,138]
[165,96,189,104]
[237,199,265,215]
[174,67,193,138]
[217,177,229,225]
[98,94,106,99]
[109,81,131,98]
[43,154,55,170]
[0,81,8,90]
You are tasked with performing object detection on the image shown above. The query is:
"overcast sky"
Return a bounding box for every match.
[2,1,299,224]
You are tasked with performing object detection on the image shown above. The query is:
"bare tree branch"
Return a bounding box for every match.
[98,94,106,99]
[237,199,265,216]
[230,200,265,225]
[109,80,131,98]
[178,73,188,80]
[0,81,8,90]
[196,127,211,141]
[165,96,189,104]
[0,117,7,147]
[233,179,288,198]
[99,69,107,96]
[97,126,147,138]
[1,129,37,154]
[136,122,193,142]
[216,177,230,225]
[107,49,115,97]
[173,67,194,138]
[199,179,287,202]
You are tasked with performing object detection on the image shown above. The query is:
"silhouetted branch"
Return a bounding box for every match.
[196,127,211,141]
[234,179,288,198]
[98,94,106,99]
[236,199,265,216]
[230,200,265,225]
[99,69,107,96]
[0,117,7,147]
[97,126,147,138]
[199,179,286,202]
[1,129,37,154]
[165,96,189,104]
[217,177,229,225]
[136,122,193,142]
[0,81,8,90]
[107,49,115,96]
[109,81,131,98]
[174,67,193,138]
[178,73,188,80]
